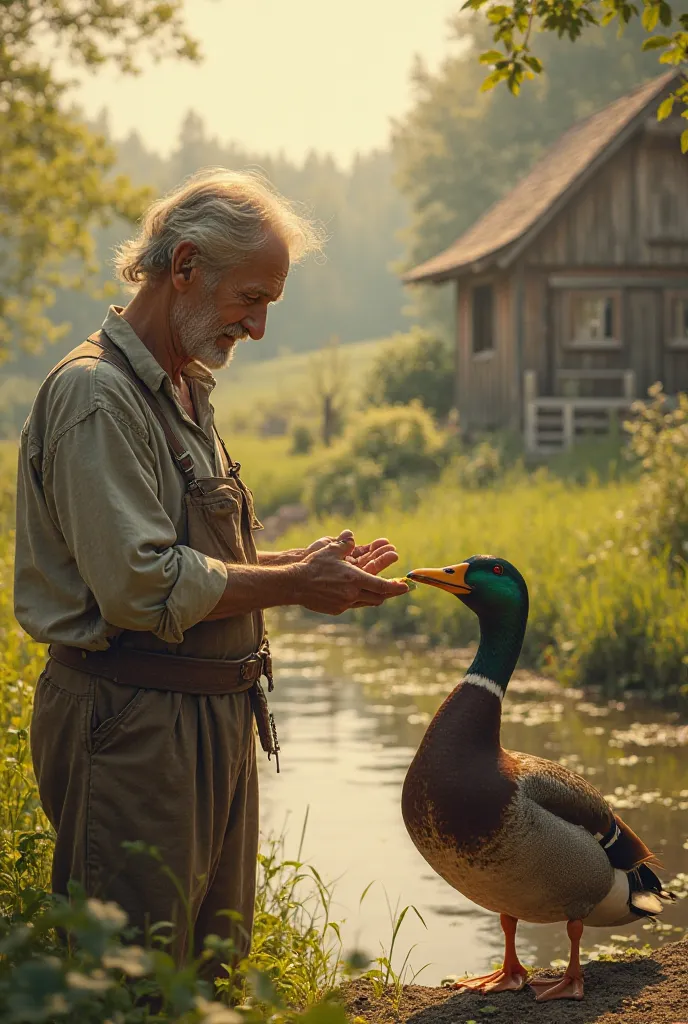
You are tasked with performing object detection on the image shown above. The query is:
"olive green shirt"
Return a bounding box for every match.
[14,306,229,651]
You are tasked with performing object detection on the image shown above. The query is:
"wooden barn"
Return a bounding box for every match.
[403,71,688,454]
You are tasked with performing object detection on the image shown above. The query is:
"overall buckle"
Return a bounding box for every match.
[240,654,263,683]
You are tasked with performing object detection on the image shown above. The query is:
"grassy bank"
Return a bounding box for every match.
[279,469,688,704]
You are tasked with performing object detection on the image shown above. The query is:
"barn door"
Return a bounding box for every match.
[626,290,663,401]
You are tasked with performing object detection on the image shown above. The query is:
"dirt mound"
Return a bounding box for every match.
[343,939,688,1024]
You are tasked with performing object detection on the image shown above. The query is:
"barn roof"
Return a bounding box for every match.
[403,71,679,284]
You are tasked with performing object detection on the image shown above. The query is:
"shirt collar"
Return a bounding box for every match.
[101,306,217,394]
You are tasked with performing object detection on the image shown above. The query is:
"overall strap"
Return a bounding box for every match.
[214,426,241,477]
[86,331,199,491]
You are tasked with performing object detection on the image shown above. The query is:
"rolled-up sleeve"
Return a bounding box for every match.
[46,407,228,642]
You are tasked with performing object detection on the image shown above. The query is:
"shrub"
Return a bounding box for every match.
[306,404,445,516]
[291,423,315,456]
[364,329,454,420]
[624,383,688,562]
[452,440,503,489]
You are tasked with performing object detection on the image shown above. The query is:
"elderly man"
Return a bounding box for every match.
[14,168,409,975]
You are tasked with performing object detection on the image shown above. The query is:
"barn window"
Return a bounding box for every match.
[566,292,621,348]
[665,291,688,348]
[472,285,494,354]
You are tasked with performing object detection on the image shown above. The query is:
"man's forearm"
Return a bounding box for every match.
[203,562,301,621]
[257,548,306,566]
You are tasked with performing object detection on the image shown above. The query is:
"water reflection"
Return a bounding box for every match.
[258,619,688,986]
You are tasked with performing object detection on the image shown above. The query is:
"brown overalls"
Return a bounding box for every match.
[30,332,277,975]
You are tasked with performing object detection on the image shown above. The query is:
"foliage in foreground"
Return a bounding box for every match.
[464,0,687,145]
[0,853,352,1024]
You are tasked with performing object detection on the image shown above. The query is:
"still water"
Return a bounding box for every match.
[257,619,688,987]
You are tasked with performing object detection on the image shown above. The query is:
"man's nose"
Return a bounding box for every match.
[242,310,267,341]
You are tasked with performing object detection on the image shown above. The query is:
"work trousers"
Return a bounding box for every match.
[30,657,259,974]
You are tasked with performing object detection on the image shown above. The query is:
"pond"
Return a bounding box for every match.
[257,618,688,987]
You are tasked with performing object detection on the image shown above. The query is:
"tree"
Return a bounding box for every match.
[463,0,688,148]
[308,336,348,447]
[0,1,199,361]
[393,15,664,331]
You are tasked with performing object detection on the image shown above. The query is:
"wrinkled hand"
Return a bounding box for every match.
[295,531,408,616]
[305,531,399,576]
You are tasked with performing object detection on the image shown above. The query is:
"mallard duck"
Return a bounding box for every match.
[401,555,676,1002]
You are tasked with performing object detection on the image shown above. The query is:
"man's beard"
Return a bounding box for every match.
[171,288,248,370]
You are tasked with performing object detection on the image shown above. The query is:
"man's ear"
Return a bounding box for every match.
[171,242,198,290]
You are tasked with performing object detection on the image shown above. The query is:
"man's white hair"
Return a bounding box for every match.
[113,167,324,286]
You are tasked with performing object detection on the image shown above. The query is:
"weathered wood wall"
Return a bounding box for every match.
[455,274,517,431]
[525,131,688,267]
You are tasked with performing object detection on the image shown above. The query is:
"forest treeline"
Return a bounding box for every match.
[0,13,664,437]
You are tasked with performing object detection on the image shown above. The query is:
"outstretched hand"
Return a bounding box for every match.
[295,530,408,616]
[305,531,399,577]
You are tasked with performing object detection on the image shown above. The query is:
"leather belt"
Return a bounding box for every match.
[48,642,270,696]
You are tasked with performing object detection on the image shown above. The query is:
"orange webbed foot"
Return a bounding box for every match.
[529,919,585,1001]
[529,974,584,1001]
[453,914,528,994]
[452,914,528,995]
[453,965,528,993]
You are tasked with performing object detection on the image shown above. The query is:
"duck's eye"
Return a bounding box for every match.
[442,568,455,575]
[493,565,504,575]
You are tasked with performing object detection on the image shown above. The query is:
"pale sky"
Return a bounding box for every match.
[65,0,466,165]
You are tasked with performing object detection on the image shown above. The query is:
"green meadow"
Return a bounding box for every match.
[279,469,688,704]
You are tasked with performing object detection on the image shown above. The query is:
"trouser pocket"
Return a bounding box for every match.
[90,676,145,752]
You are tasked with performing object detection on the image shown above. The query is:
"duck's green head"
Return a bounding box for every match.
[406,555,528,621]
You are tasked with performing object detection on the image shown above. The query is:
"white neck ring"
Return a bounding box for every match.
[463,673,504,702]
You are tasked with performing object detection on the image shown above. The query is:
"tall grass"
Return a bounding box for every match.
[280,468,688,703]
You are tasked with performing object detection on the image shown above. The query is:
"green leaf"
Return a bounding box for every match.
[642,34,671,49]
[299,1002,349,1024]
[659,1,673,26]
[642,4,660,31]
[248,968,281,1006]
[657,95,676,121]
[480,68,508,92]
[479,50,507,65]
[523,54,544,72]
[681,128,688,154]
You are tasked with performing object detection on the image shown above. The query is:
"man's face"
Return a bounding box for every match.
[172,229,290,370]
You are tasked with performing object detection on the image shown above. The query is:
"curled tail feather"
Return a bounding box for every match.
[603,814,676,918]
[605,813,663,871]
